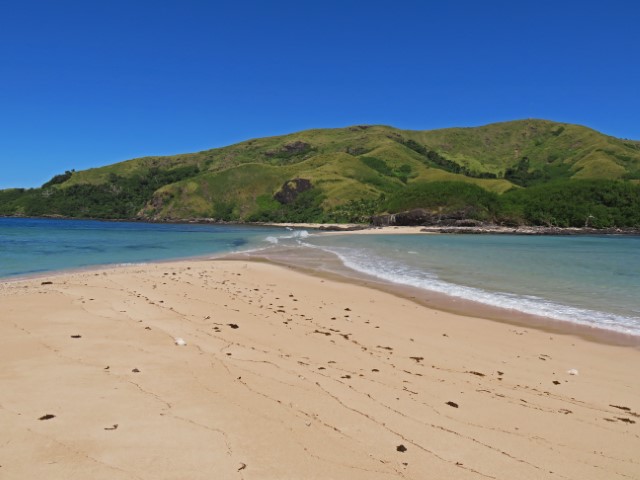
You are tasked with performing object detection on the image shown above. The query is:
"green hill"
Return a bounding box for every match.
[2,119,640,227]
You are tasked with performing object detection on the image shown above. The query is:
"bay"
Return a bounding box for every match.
[0,217,283,278]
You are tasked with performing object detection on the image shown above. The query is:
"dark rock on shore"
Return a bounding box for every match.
[318,225,368,232]
[429,225,640,235]
[370,208,483,227]
[370,208,640,235]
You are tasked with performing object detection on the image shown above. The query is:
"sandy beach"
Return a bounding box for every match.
[1,259,638,479]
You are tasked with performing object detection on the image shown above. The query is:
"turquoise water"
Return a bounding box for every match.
[298,233,640,336]
[2,218,639,336]
[0,217,284,278]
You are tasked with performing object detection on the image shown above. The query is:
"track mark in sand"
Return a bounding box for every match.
[228,372,402,476]
[228,365,401,476]
[20,427,146,480]
[170,413,234,458]
[313,380,497,479]
[126,381,172,410]
[340,378,566,479]
[297,434,406,479]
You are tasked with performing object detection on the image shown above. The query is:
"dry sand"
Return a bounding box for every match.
[1,259,638,479]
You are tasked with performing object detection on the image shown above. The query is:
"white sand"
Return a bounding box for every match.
[1,260,638,479]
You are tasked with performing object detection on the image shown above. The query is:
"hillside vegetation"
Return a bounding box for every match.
[2,119,640,228]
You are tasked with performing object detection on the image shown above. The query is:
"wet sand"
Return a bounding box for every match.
[227,244,640,347]
[1,259,639,479]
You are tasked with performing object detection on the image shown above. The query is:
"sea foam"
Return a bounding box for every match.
[264,230,310,244]
[308,243,640,337]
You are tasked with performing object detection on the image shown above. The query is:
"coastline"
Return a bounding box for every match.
[2,217,638,345]
[1,258,638,479]
[223,247,640,348]
[4,215,640,236]
[2,219,639,346]
[3,243,639,347]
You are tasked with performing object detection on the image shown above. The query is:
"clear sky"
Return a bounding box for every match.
[1,0,639,189]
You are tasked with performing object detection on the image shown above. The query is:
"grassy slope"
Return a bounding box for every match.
[139,120,639,219]
[4,119,640,220]
[409,119,640,179]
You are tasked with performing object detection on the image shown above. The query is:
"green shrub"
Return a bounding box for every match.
[499,180,640,227]
[384,181,500,220]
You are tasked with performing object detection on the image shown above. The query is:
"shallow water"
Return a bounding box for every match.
[297,233,640,336]
[0,217,284,278]
[2,217,639,336]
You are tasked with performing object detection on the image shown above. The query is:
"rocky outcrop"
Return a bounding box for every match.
[317,224,368,232]
[370,208,483,227]
[274,178,313,204]
[427,225,640,235]
[370,208,640,234]
[265,141,313,158]
[137,190,174,219]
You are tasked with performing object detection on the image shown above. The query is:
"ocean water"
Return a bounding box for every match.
[297,233,640,336]
[2,217,639,337]
[0,217,284,278]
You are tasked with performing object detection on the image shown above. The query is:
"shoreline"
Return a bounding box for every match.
[1,258,638,479]
[1,227,639,347]
[222,246,640,348]
[4,215,640,236]
[2,244,639,347]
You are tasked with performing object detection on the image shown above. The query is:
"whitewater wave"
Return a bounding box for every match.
[264,230,310,244]
[306,244,640,337]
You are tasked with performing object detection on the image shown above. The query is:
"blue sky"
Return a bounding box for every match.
[1,0,639,189]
